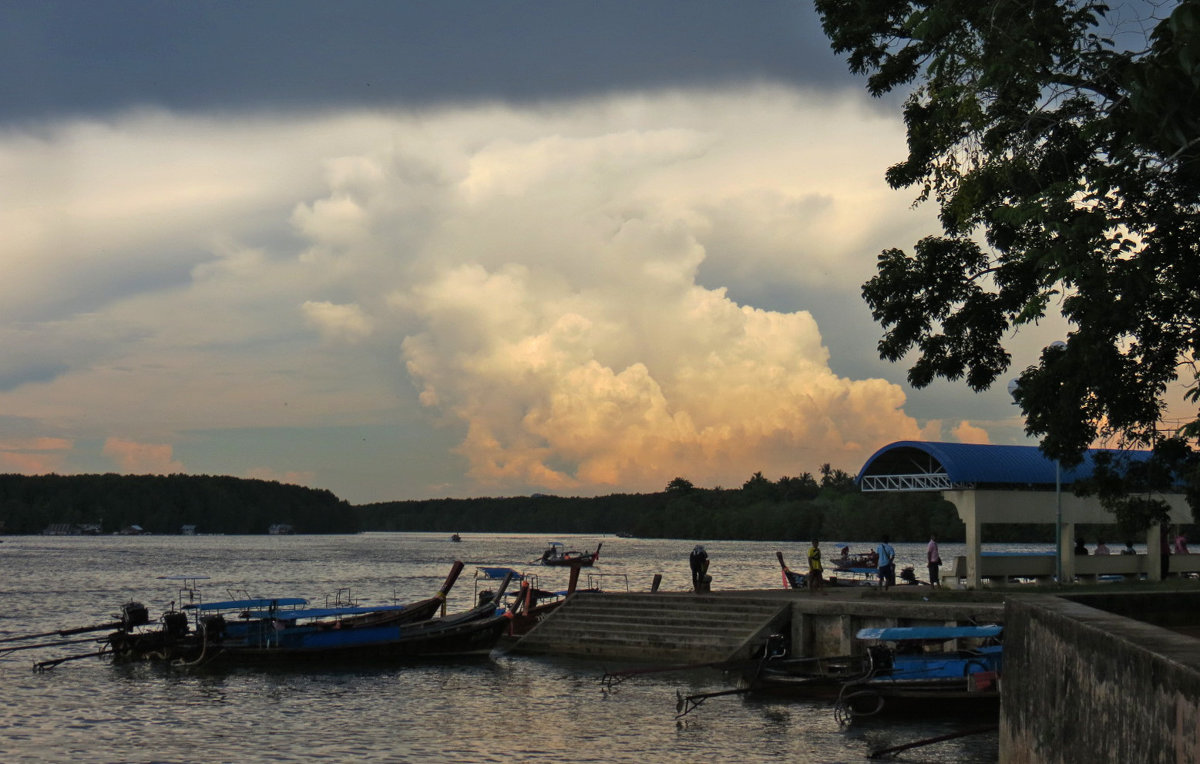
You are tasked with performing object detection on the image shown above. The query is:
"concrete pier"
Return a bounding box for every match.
[505,582,1200,763]
[508,588,1004,663]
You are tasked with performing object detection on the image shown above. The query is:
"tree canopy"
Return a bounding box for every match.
[817,0,1199,463]
[816,0,1200,521]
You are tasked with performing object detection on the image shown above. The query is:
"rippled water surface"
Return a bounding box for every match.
[0,533,999,762]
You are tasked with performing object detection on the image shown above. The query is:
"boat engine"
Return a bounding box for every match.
[122,602,150,629]
[163,611,190,638]
[868,644,893,671]
[200,614,226,641]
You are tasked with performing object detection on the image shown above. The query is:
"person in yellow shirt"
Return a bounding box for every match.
[807,539,825,594]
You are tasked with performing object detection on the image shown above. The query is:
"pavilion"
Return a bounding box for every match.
[856,441,1193,588]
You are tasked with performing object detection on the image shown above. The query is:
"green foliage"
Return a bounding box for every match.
[817,0,1200,483]
[0,471,987,543]
[1073,444,1198,533]
[0,474,355,534]
[665,476,695,494]
[362,472,967,542]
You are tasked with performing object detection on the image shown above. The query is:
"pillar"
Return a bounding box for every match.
[1061,521,1076,583]
[965,510,982,589]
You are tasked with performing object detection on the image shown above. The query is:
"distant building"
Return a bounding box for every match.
[181,524,197,536]
[268,524,294,535]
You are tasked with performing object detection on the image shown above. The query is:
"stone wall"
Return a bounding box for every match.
[1001,594,1200,763]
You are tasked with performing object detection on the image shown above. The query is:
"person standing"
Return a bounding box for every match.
[927,534,942,586]
[1174,530,1189,555]
[807,539,825,594]
[1095,540,1110,555]
[876,535,896,590]
[689,545,710,592]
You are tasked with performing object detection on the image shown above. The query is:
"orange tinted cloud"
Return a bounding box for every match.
[102,438,184,474]
[0,437,72,474]
[952,421,992,445]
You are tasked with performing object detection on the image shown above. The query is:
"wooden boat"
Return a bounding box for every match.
[323,560,463,628]
[29,562,506,670]
[776,551,878,589]
[675,624,1002,719]
[539,541,602,567]
[832,625,1003,720]
[476,564,601,637]
[116,569,513,667]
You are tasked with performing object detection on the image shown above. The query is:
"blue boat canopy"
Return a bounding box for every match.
[856,625,1003,641]
[476,566,525,581]
[856,441,1155,492]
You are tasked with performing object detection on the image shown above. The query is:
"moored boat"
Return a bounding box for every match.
[539,541,602,567]
[674,624,1002,719]
[776,551,877,589]
[833,625,1003,721]
[829,546,878,572]
[28,561,507,670]
[118,569,513,667]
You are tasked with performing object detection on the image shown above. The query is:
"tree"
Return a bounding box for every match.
[741,471,777,501]
[819,463,856,491]
[816,0,1200,483]
[665,476,695,494]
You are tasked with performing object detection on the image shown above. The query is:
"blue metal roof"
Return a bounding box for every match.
[856,440,1154,489]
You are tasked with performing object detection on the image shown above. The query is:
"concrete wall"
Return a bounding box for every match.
[787,597,1005,658]
[1001,595,1200,763]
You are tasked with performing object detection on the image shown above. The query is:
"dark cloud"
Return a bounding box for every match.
[0,362,70,392]
[0,1,855,123]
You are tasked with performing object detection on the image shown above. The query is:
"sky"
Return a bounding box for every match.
[0,1,1072,504]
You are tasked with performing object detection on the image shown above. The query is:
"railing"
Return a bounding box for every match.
[942,553,1200,584]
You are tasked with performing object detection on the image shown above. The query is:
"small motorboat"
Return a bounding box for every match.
[538,541,602,567]
[832,624,1003,720]
[675,624,1002,720]
[830,546,878,572]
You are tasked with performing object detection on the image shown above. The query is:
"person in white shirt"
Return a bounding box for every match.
[927,534,942,585]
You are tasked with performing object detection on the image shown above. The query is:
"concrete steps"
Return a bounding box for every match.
[508,591,790,663]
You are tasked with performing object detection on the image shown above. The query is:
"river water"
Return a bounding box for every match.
[0,533,999,762]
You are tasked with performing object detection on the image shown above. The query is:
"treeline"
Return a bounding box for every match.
[0,469,1070,542]
[0,474,355,534]
[360,469,995,542]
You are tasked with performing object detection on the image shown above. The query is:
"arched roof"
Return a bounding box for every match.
[856,441,1154,492]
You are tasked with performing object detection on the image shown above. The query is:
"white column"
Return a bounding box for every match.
[1147,524,1165,581]
[1061,521,1076,583]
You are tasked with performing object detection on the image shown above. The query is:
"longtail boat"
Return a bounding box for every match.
[23,562,510,670]
[538,541,602,567]
[832,624,1003,721]
[675,624,1002,720]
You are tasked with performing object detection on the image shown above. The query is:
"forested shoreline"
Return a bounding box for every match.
[0,474,356,535]
[0,470,1075,543]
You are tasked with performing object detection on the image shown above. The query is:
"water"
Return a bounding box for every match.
[0,533,998,762]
